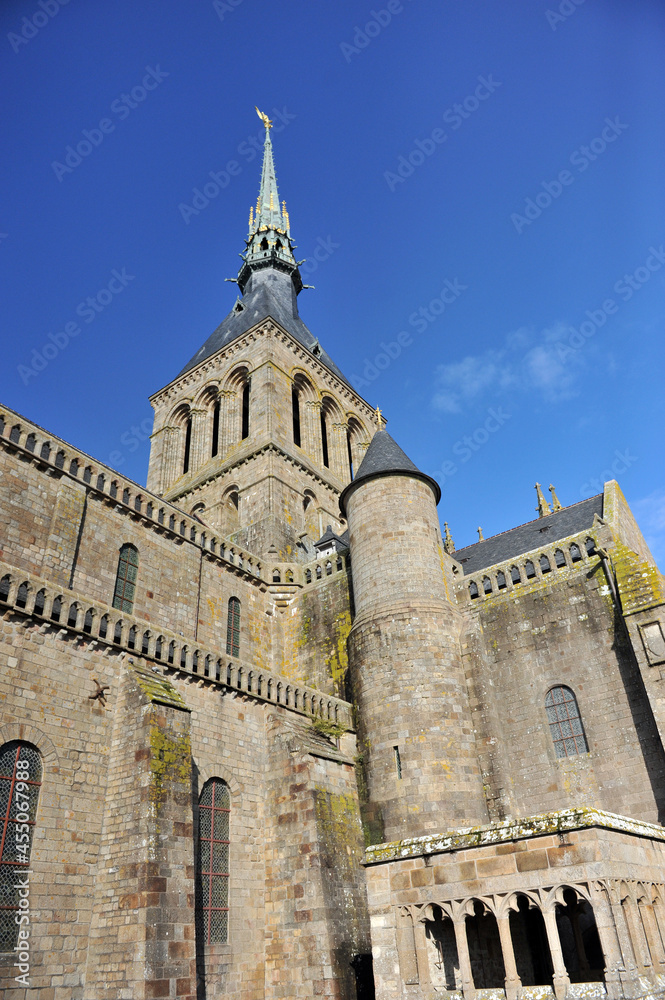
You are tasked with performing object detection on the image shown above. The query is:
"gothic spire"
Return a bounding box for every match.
[237,108,302,293]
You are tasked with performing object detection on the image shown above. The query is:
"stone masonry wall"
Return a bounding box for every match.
[462,552,665,824]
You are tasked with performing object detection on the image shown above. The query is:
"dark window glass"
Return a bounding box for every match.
[112,544,139,614]
[183,417,192,474]
[545,686,589,758]
[241,382,250,440]
[226,597,240,657]
[320,411,329,467]
[197,779,230,945]
[292,387,301,447]
[0,742,42,951]
[212,400,220,457]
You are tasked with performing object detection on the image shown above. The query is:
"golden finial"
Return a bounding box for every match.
[443,522,455,554]
[477,526,484,541]
[269,191,274,212]
[256,194,261,216]
[549,484,562,511]
[375,406,384,429]
[282,200,290,230]
[535,482,552,518]
[249,205,254,230]
[255,106,273,130]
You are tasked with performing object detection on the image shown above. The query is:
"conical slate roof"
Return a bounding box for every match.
[339,429,441,516]
[177,269,349,384]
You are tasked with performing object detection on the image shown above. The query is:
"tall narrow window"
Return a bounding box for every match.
[0,742,42,951]
[241,382,250,440]
[320,410,329,467]
[545,686,588,758]
[197,778,230,945]
[292,386,301,447]
[226,597,240,657]
[113,544,139,613]
[211,400,220,458]
[346,430,354,479]
[183,416,192,474]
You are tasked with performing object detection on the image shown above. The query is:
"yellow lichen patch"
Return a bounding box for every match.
[326,609,351,683]
[149,725,191,810]
[612,541,665,615]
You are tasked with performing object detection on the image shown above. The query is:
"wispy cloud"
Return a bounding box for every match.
[431,322,582,413]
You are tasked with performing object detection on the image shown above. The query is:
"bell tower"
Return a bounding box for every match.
[146,109,375,560]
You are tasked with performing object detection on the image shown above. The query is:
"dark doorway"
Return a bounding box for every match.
[510,895,553,986]
[556,889,605,983]
[466,901,506,989]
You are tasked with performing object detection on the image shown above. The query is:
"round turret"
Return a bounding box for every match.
[341,430,487,843]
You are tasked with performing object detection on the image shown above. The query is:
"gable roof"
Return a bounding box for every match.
[453,494,604,575]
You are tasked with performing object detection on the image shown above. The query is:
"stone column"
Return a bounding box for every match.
[606,884,641,998]
[189,407,208,471]
[542,907,571,1000]
[589,883,625,1000]
[396,907,419,986]
[329,421,349,481]
[414,915,431,988]
[219,389,238,456]
[639,900,665,973]
[162,425,180,488]
[622,896,652,977]
[302,401,322,466]
[497,914,522,1000]
[652,896,665,961]
[452,915,476,1000]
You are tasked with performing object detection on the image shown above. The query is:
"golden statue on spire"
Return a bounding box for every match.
[255,106,273,130]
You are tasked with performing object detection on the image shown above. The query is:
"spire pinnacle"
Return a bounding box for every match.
[535,482,552,517]
[237,108,302,293]
[549,483,563,511]
[443,522,455,554]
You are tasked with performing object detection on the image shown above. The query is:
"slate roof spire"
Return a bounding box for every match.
[175,109,353,387]
[339,429,441,516]
[237,109,302,294]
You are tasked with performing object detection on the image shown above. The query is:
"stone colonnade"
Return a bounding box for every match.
[396,880,665,1000]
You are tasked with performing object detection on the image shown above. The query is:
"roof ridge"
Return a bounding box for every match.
[455,494,603,553]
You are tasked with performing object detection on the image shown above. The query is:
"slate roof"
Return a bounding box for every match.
[453,494,604,575]
[340,429,441,515]
[314,525,349,553]
[177,268,351,386]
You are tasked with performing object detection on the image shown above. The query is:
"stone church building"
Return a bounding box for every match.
[2,112,665,1000]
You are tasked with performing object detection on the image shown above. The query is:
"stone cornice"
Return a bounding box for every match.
[364,808,665,865]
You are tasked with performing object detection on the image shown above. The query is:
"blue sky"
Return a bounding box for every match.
[2,0,664,562]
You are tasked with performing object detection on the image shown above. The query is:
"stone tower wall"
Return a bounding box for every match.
[147,323,374,557]
[345,473,487,843]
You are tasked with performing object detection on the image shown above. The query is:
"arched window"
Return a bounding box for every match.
[292,385,301,447]
[545,686,589,758]
[183,415,192,473]
[226,597,240,657]
[112,544,139,613]
[0,741,42,950]
[241,381,250,440]
[211,398,220,457]
[197,778,230,945]
[320,409,329,467]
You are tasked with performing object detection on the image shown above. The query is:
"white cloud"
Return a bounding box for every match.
[431,322,583,412]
